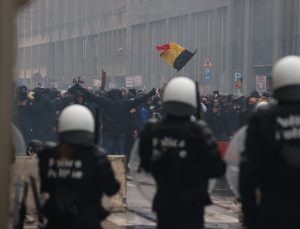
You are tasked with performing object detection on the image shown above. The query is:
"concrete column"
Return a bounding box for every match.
[64,39,74,81]
[225,2,233,93]
[212,9,219,91]
[125,0,133,77]
[144,22,150,87]
[186,13,194,81]
[0,0,29,227]
[272,0,281,62]
[242,0,253,95]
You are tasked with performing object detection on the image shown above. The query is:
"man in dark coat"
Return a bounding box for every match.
[73,86,156,155]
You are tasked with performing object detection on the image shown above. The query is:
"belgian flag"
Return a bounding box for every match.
[156,42,196,71]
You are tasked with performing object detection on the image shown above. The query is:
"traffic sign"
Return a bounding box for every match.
[204,68,212,80]
[233,71,242,89]
[203,58,213,67]
[234,72,242,82]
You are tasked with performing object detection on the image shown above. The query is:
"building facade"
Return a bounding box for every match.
[17,0,300,94]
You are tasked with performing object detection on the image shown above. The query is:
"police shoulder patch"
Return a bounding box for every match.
[196,120,209,129]
[43,141,58,150]
[147,118,159,124]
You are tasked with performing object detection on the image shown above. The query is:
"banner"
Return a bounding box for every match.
[125,76,143,88]
[256,75,267,95]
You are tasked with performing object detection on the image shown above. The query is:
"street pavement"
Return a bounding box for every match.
[102,177,242,229]
[24,173,242,229]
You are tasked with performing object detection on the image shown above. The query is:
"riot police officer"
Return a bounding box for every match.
[240,56,300,229]
[138,77,226,229]
[38,104,120,229]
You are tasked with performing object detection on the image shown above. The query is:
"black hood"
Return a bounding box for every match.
[106,89,122,100]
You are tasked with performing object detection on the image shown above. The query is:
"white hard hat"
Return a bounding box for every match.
[162,77,197,117]
[272,55,300,101]
[58,104,95,145]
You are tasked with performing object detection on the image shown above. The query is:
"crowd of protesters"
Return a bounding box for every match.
[14,83,160,158]
[13,81,270,156]
[201,90,270,141]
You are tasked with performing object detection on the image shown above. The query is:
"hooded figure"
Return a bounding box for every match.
[72,86,156,155]
[14,85,32,144]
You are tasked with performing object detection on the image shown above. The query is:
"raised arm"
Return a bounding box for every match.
[69,85,110,106]
[126,88,156,109]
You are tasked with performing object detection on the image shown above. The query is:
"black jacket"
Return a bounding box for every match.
[14,100,32,145]
[240,103,300,229]
[29,96,56,141]
[38,143,120,229]
[139,117,226,213]
[77,87,155,133]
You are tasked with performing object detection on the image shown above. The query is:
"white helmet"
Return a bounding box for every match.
[162,77,197,117]
[255,101,269,112]
[58,105,95,145]
[272,55,300,101]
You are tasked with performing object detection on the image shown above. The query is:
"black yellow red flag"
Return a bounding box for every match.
[156,42,196,71]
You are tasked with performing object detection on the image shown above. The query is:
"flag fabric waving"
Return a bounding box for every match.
[234,79,242,89]
[156,42,196,71]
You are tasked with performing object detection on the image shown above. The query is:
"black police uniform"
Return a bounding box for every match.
[240,103,300,229]
[139,116,226,229]
[38,143,120,229]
